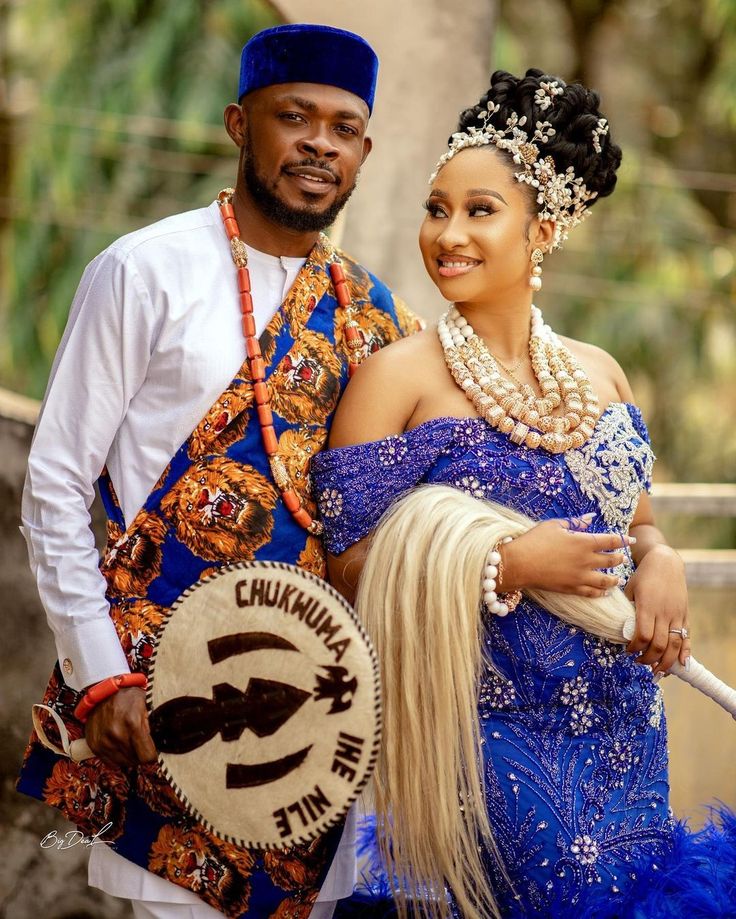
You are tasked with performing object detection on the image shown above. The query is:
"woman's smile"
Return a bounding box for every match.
[437,255,483,277]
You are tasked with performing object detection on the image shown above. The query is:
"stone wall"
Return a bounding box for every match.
[0,391,130,918]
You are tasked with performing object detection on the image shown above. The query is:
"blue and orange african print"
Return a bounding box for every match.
[17,233,421,918]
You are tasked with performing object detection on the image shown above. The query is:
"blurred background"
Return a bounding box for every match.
[0,0,734,915]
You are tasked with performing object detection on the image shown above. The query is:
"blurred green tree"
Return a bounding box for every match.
[0,0,280,396]
[1,0,734,523]
[496,0,736,502]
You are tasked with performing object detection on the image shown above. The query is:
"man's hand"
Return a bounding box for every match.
[85,686,157,768]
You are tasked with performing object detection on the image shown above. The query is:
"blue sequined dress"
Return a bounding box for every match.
[312,404,736,918]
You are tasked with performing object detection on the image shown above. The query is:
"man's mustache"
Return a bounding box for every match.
[282,159,341,187]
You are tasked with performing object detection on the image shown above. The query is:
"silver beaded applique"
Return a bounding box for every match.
[564,403,655,533]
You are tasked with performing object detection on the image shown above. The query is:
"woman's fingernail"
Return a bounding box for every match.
[653,672,663,683]
[582,512,595,520]
[684,656,691,672]
[627,536,637,545]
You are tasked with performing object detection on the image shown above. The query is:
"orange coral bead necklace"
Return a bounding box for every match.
[217,188,362,534]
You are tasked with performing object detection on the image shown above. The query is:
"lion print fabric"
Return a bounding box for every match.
[17,233,421,917]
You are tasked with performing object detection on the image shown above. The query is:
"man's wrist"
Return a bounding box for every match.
[74,673,148,723]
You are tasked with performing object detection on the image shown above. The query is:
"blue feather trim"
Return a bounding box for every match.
[336,808,736,918]
[630,806,736,919]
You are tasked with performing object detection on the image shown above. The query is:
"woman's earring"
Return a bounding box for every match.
[529,248,544,291]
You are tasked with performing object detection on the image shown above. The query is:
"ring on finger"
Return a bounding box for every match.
[668,627,689,639]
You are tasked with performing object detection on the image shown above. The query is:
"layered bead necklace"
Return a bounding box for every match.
[438,304,600,453]
[217,188,363,534]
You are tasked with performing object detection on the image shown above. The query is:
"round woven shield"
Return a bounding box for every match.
[147,561,380,849]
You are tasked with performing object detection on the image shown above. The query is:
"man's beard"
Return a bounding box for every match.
[242,135,357,233]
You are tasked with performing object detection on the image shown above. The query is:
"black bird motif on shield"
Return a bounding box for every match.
[313,666,358,714]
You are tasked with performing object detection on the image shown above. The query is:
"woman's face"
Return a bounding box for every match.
[419,147,543,306]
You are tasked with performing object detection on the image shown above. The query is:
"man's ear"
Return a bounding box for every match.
[360,135,373,165]
[224,103,247,148]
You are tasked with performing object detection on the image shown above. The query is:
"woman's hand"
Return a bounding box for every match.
[624,544,690,674]
[500,515,634,597]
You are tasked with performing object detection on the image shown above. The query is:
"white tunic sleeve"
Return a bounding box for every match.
[21,247,157,691]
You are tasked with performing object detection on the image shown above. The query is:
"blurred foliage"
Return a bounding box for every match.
[0,0,280,395]
[496,0,736,506]
[0,0,734,544]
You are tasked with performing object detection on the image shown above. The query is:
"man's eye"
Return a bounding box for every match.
[335,124,358,136]
[280,112,305,122]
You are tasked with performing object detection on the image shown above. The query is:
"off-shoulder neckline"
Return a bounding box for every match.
[322,401,638,456]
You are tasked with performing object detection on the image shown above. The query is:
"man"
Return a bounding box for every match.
[18,24,420,919]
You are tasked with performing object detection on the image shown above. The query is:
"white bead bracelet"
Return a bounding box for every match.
[482,536,522,616]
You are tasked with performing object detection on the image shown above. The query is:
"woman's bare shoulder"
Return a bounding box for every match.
[559,335,634,403]
[368,325,442,364]
[329,328,442,447]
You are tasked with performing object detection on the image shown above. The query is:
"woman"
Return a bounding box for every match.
[314,70,734,917]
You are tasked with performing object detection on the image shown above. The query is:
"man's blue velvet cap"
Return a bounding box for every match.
[238,24,378,113]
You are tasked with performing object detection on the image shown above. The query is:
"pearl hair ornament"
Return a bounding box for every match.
[534,80,565,111]
[482,537,522,616]
[429,85,607,249]
[591,118,609,154]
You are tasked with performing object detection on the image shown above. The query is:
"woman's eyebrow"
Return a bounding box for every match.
[466,187,508,204]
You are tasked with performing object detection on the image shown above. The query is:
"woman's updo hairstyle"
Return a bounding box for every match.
[456,68,622,210]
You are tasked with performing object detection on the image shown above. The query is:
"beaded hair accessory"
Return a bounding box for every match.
[591,117,609,154]
[429,82,603,249]
[534,79,564,111]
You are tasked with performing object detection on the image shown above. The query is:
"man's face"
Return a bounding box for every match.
[231,82,372,233]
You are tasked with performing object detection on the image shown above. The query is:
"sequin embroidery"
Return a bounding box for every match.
[564,403,655,531]
[312,402,673,914]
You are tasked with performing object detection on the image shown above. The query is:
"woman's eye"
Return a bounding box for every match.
[468,205,495,217]
[423,201,447,218]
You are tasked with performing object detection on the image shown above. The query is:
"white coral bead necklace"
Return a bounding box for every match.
[438,304,601,454]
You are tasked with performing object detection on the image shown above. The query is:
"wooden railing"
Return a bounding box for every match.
[650,483,736,587]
